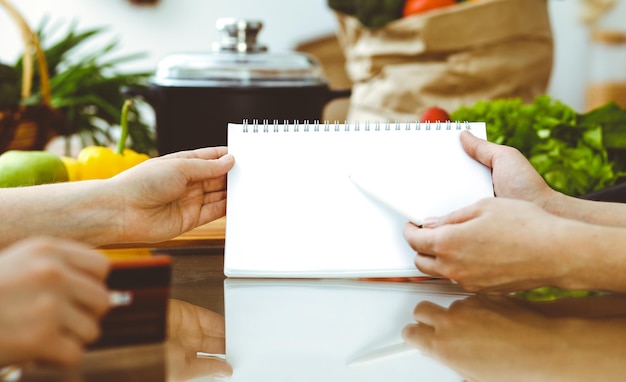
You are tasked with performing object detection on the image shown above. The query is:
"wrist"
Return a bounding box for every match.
[38,179,124,247]
[541,190,575,218]
[72,179,126,247]
[549,219,592,290]
[550,220,626,292]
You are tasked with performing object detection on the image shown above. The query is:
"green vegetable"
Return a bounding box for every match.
[578,102,626,176]
[452,96,626,300]
[328,0,406,29]
[0,150,68,187]
[514,286,603,302]
[451,95,626,197]
[328,0,357,15]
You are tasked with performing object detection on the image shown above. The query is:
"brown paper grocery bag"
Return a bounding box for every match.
[334,0,554,121]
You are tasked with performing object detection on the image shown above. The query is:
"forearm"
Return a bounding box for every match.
[0,180,123,248]
[544,192,626,227]
[554,219,626,293]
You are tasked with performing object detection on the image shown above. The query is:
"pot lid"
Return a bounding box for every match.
[152,18,326,87]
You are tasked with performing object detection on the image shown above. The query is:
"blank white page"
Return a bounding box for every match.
[224,121,493,277]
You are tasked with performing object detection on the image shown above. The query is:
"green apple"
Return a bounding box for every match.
[0,150,69,188]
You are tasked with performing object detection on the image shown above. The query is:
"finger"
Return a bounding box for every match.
[28,238,110,281]
[202,190,227,205]
[178,155,235,184]
[412,300,448,326]
[198,312,226,354]
[176,357,233,380]
[434,202,484,226]
[196,317,227,361]
[413,253,442,278]
[38,333,84,366]
[200,336,226,352]
[198,202,227,226]
[63,271,110,317]
[161,146,229,161]
[460,130,498,169]
[403,223,438,255]
[202,176,227,193]
[195,305,226,338]
[401,323,435,356]
[198,337,226,356]
[61,302,101,344]
[420,216,441,229]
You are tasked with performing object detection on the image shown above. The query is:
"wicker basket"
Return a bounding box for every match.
[0,0,61,153]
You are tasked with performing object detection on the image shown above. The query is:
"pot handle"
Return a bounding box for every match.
[325,87,352,102]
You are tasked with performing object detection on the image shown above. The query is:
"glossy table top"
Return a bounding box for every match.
[13,246,626,382]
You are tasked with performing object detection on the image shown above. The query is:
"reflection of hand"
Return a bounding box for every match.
[0,237,110,367]
[166,299,232,381]
[402,294,626,382]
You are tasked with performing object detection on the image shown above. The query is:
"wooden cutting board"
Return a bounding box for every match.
[101,217,226,250]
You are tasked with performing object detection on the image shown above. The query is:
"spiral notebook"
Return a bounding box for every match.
[224,120,493,278]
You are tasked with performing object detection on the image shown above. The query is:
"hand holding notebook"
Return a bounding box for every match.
[225,120,493,278]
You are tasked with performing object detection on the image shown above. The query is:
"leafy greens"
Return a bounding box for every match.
[451,95,626,197]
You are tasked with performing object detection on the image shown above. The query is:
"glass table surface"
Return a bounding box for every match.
[13,247,626,382]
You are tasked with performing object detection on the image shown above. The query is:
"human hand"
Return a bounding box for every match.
[404,197,579,293]
[460,131,556,207]
[107,147,234,244]
[0,237,110,367]
[402,294,626,382]
[166,299,232,381]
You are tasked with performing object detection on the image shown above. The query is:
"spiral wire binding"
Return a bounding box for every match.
[241,119,472,132]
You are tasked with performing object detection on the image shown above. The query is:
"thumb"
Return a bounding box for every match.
[460,130,498,170]
[423,201,485,228]
[182,154,235,182]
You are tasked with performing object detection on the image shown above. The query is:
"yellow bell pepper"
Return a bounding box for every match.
[98,247,153,260]
[75,100,150,180]
[60,156,79,181]
[77,147,149,180]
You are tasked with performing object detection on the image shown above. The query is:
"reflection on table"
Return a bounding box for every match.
[19,297,230,382]
[402,293,626,382]
[13,250,626,382]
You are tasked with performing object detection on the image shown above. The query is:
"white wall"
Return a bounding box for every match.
[0,0,610,112]
[547,0,590,111]
[0,0,338,69]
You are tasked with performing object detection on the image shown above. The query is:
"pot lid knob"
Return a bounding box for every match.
[213,18,268,53]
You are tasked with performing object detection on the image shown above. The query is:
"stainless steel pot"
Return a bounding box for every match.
[125,18,351,155]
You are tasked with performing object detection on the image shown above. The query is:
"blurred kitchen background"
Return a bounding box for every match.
[1,0,624,114]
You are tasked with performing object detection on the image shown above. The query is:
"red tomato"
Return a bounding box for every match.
[403,0,457,17]
[420,106,451,122]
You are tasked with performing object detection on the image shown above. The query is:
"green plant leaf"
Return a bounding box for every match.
[450,95,626,197]
[14,16,154,155]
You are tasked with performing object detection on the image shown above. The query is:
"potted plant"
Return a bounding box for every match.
[14,16,155,156]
